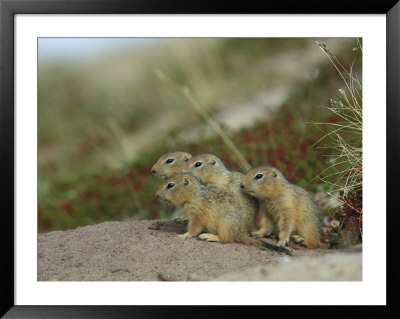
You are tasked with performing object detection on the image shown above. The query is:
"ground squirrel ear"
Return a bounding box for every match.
[271,169,277,178]
[183,155,189,162]
[184,178,190,186]
[211,160,216,165]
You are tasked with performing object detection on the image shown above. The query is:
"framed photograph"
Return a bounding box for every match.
[1,0,398,317]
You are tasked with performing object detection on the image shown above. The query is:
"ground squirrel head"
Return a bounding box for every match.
[151,151,192,179]
[240,166,288,199]
[183,154,228,185]
[155,173,201,207]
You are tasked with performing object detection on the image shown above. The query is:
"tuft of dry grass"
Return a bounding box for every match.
[312,40,363,244]
[313,40,362,196]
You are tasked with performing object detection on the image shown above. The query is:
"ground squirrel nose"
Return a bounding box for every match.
[240,184,244,189]
[151,169,156,174]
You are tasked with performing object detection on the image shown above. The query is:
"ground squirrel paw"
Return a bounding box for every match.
[177,232,192,239]
[291,235,305,244]
[278,239,289,247]
[173,216,189,225]
[251,230,265,238]
[198,233,219,242]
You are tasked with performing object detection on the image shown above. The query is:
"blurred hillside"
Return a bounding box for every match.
[38,38,361,235]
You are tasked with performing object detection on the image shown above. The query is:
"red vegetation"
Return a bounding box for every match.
[60,201,73,215]
[335,190,363,244]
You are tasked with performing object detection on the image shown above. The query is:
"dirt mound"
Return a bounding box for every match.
[38,219,358,281]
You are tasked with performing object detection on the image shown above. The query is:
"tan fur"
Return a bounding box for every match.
[183,154,258,226]
[240,166,321,249]
[151,151,192,179]
[155,173,256,245]
[151,151,192,222]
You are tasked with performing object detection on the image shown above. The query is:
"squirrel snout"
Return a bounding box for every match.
[151,169,156,174]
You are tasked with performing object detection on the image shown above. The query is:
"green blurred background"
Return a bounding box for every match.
[38,38,361,234]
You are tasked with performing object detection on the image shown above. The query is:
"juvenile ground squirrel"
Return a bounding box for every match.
[151,151,192,179]
[183,154,258,219]
[151,151,192,223]
[240,166,321,249]
[155,173,292,255]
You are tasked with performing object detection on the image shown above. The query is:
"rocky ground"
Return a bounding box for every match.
[38,219,361,281]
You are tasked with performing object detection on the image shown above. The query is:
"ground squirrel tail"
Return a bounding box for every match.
[247,237,293,256]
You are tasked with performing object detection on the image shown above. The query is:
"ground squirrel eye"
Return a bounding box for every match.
[255,174,263,180]
[165,158,174,164]
[194,162,202,167]
[166,182,175,189]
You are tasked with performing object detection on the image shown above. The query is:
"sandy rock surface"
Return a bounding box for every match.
[203,252,361,281]
[38,219,361,281]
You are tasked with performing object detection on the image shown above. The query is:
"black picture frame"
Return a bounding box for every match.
[1,0,398,317]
